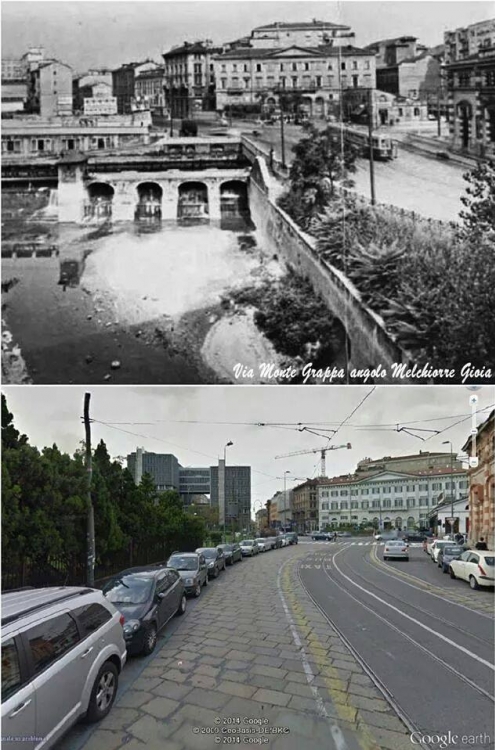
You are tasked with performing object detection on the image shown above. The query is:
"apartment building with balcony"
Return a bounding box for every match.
[213,44,376,118]
[444,18,495,157]
[135,66,166,112]
[463,410,494,547]
[162,40,221,118]
[292,479,322,533]
[27,60,73,118]
[318,452,468,531]
[112,60,161,114]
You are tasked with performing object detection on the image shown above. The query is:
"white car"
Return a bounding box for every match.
[449,550,495,589]
[426,538,439,556]
[383,540,409,561]
[430,540,453,563]
[240,539,259,556]
[255,538,269,552]
[279,535,289,547]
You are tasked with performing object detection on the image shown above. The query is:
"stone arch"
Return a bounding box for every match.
[395,517,403,529]
[219,179,250,222]
[407,516,415,528]
[315,96,325,118]
[383,517,392,529]
[177,181,209,221]
[135,181,163,222]
[301,97,313,117]
[85,181,114,220]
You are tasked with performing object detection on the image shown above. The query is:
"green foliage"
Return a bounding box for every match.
[278,124,358,230]
[460,162,495,237]
[1,397,206,582]
[210,531,223,546]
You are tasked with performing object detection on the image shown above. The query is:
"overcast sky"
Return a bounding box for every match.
[2,1,492,72]
[3,385,494,503]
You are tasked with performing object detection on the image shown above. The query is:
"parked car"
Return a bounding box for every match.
[312,531,331,541]
[195,547,226,577]
[403,532,426,543]
[279,535,290,547]
[285,532,298,545]
[239,539,259,556]
[449,550,495,589]
[2,586,127,750]
[383,540,409,561]
[264,537,277,550]
[430,540,453,563]
[426,538,438,556]
[337,531,352,538]
[103,566,186,655]
[255,538,270,552]
[217,543,242,565]
[437,545,464,573]
[272,535,284,549]
[374,531,398,541]
[167,552,208,597]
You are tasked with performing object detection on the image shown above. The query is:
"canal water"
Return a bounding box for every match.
[1,215,280,384]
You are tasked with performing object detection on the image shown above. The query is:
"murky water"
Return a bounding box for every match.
[1,213,276,384]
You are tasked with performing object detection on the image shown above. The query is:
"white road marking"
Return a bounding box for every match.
[331,548,495,672]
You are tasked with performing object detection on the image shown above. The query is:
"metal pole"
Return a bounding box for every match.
[368,88,376,205]
[84,393,95,587]
[437,88,441,137]
[451,446,454,534]
[169,77,173,137]
[280,103,286,169]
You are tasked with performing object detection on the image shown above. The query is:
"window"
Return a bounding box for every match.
[372,486,380,494]
[27,613,80,676]
[408,498,416,508]
[350,501,358,509]
[420,497,428,506]
[361,500,369,509]
[292,63,297,71]
[398,108,404,116]
[280,63,284,71]
[321,491,329,498]
[394,498,403,508]
[432,482,442,490]
[352,60,358,70]
[352,75,359,88]
[419,483,428,491]
[383,499,392,508]
[232,64,237,72]
[1,639,22,702]
[351,490,359,497]
[331,491,338,497]
[414,107,420,116]
[255,77,263,89]
[361,489,369,495]
[322,502,329,510]
[331,501,339,510]
[328,63,333,70]
[221,78,226,89]
[341,61,346,70]
[256,64,262,73]
[341,501,348,510]
[340,490,348,496]
[73,603,111,636]
[316,76,322,87]
[365,61,370,70]
[372,500,380,509]
[292,77,298,88]
[304,63,310,71]
[406,485,416,492]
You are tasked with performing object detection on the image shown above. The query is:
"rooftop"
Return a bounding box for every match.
[253,20,350,31]
[214,44,372,60]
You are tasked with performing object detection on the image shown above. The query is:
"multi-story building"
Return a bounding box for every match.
[112,60,161,114]
[162,40,221,118]
[463,410,494,547]
[249,19,355,49]
[179,467,211,499]
[2,48,45,116]
[444,18,495,157]
[27,60,73,118]
[318,452,468,531]
[213,43,376,118]
[366,36,443,100]
[127,449,181,490]
[135,66,166,112]
[210,465,251,530]
[73,69,114,114]
[292,479,322,533]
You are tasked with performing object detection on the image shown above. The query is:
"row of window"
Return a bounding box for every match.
[321,497,435,511]
[220,60,371,74]
[321,480,466,497]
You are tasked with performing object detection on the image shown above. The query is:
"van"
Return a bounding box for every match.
[2,587,127,750]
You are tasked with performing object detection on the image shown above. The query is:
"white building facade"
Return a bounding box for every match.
[318,467,468,531]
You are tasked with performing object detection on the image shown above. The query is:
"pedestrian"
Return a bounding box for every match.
[475,537,488,551]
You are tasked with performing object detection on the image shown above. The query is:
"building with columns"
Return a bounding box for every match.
[463,410,494,548]
[317,452,468,531]
[444,18,495,157]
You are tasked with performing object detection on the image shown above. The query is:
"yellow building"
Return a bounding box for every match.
[463,410,495,548]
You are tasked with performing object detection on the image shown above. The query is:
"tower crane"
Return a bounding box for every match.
[275,443,351,477]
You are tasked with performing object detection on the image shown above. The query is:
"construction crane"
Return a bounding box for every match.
[275,443,352,477]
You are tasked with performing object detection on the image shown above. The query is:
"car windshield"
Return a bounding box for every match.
[220,545,233,551]
[255,539,265,543]
[444,547,462,556]
[436,542,450,548]
[200,549,216,559]
[103,575,154,605]
[168,556,197,571]
[241,540,254,545]
[387,541,404,545]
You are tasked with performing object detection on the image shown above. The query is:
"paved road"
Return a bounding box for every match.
[299,540,495,748]
[57,544,417,750]
[243,122,466,223]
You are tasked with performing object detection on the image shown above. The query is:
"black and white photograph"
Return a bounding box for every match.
[1,1,494,385]
[1,384,494,750]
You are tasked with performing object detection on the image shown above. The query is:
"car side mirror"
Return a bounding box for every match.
[156,592,166,600]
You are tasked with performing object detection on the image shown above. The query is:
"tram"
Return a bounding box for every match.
[326,122,398,161]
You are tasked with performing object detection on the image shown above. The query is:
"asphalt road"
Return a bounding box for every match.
[298,539,495,747]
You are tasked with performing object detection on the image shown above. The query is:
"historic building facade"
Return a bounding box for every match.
[162,41,221,118]
[463,410,494,547]
[292,479,322,533]
[444,18,495,157]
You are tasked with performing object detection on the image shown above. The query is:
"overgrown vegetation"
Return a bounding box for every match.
[2,395,205,586]
[278,130,495,368]
[228,272,346,368]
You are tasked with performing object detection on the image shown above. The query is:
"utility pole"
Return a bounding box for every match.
[368,88,376,205]
[84,393,95,587]
[280,102,286,169]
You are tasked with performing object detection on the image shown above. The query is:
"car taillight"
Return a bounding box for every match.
[119,614,125,628]
[478,565,487,577]
[402,548,407,552]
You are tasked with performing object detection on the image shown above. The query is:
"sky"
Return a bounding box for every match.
[2,1,493,72]
[3,385,494,503]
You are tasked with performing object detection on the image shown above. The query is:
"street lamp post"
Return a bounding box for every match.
[442,441,455,535]
[280,103,286,170]
[283,470,291,532]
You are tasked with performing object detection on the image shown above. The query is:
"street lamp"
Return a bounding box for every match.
[283,470,291,532]
[221,441,234,543]
[442,440,455,535]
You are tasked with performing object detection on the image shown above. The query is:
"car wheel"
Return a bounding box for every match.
[84,661,119,723]
[442,566,448,574]
[194,583,201,598]
[142,623,157,655]
[469,575,479,591]
[176,594,187,615]
[449,567,456,579]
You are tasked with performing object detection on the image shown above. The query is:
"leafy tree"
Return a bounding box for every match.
[460,162,495,237]
[278,124,358,230]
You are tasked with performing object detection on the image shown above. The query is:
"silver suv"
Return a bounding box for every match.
[2,586,127,750]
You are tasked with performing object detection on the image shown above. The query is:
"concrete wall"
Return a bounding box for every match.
[248,157,407,378]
